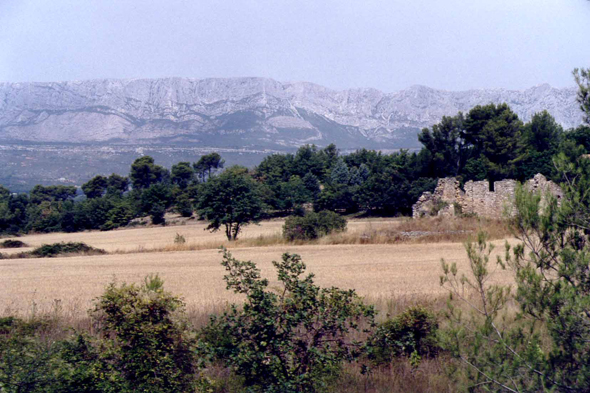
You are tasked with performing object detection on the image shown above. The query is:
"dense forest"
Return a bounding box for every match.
[1,99,590,237]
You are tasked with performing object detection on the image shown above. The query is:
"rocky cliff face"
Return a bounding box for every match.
[0,77,583,148]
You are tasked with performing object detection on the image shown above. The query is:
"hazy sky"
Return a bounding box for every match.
[1,0,589,91]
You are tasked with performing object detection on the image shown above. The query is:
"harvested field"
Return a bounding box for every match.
[0,218,404,254]
[1,239,516,318]
[0,216,509,256]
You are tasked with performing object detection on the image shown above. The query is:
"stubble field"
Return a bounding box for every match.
[1,218,515,318]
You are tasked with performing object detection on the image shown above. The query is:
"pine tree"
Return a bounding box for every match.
[330,158,350,185]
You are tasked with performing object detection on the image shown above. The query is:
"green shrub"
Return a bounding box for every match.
[0,334,60,392]
[367,306,439,365]
[29,242,106,258]
[0,316,60,393]
[0,239,27,248]
[0,277,201,393]
[199,249,375,392]
[283,210,347,241]
[91,275,198,393]
[0,316,50,336]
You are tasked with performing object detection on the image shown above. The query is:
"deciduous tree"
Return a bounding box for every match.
[196,166,265,240]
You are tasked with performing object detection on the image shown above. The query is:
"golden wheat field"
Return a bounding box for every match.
[0,217,404,254]
[0,217,516,318]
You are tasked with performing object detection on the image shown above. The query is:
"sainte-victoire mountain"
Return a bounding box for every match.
[0,77,583,149]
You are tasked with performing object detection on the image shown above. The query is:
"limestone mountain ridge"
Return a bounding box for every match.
[0,77,583,149]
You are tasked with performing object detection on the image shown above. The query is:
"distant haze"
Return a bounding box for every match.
[0,0,589,91]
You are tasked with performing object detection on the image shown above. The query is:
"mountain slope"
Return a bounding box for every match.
[0,78,583,149]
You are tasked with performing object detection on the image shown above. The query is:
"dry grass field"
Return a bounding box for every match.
[1,216,516,319]
[0,217,516,392]
[0,217,405,254]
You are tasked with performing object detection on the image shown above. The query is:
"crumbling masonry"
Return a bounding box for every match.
[412,174,563,219]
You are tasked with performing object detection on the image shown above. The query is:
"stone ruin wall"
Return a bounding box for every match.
[461,179,517,218]
[412,174,563,219]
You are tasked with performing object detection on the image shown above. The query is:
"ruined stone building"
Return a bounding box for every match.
[412,174,563,219]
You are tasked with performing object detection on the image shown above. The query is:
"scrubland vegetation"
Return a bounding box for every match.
[0,69,589,392]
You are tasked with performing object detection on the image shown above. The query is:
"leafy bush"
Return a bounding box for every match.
[0,316,60,393]
[0,333,60,392]
[29,242,106,258]
[199,249,375,392]
[90,275,199,392]
[0,239,27,248]
[0,316,50,336]
[367,306,439,365]
[0,277,202,393]
[283,210,347,241]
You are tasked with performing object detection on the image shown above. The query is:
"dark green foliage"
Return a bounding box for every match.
[196,166,266,240]
[25,201,65,233]
[29,242,106,258]
[0,316,50,336]
[275,175,311,212]
[254,153,294,185]
[0,316,20,334]
[574,68,590,124]
[418,103,525,183]
[315,183,358,213]
[292,144,326,180]
[461,156,487,181]
[61,197,114,232]
[140,183,173,225]
[0,239,27,248]
[350,163,370,186]
[102,201,134,230]
[194,152,225,182]
[29,185,77,204]
[81,175,108,199]
[330,158,350,185]
[129,156,168,190]
[105,173,130,197]
[302,172,321,201]
[83,174,130,199]
[171,161,194,189]
[283,210,347,241]
[175,193,193,217]
[565,124,590,152]
[149,203,166,225]
[0,331,60,392]
[367,306,439,365]
[199,250,375,392]
[514,110,563,180]
[50,334,106,393]
[0,185,10,202]
[418,114,464,178]
[354,171,395,213]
